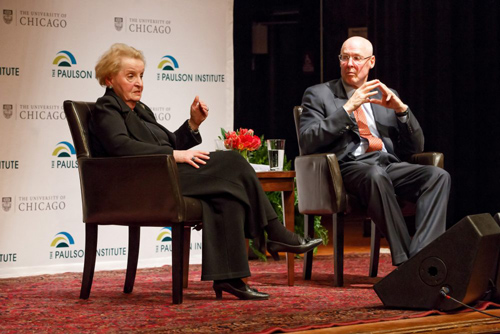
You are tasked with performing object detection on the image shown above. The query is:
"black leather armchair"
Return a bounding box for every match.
[293,106,444,287]
[63,100,202,304]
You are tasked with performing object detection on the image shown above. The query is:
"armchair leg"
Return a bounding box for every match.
[124,226,140,293]
[369,221,381,277]
[183,226,192,289]
[333,214,344,287]
[80,224,98,299]
[171,224,184,304]
[302,214,315,280]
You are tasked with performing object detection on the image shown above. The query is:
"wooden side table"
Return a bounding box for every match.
[256,170,296,286]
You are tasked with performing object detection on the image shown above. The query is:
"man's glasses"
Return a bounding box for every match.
[338,54,372,65]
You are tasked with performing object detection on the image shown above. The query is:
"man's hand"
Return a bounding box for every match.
[369,81,408,113]
[344,80,381,113]
[189,96,209,130]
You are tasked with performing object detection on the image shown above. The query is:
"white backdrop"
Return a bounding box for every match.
[0,0,234,277]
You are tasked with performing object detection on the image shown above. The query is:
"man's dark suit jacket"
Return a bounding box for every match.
[300,79,424,162]
[89,88,201,157]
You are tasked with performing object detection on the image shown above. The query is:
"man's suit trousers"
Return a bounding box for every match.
[340,151,451,265]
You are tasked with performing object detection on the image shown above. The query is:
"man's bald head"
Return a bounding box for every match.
[339,36,375,88]
[340,36,373,56]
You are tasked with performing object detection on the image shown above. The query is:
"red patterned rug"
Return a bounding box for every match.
[0,253,497,333]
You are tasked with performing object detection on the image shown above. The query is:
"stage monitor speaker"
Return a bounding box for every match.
[374,213,500,311]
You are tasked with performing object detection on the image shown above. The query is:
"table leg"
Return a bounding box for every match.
[282,190,295,286]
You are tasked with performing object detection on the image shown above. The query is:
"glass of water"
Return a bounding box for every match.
[214,139,229,151]
[266,139,285,171]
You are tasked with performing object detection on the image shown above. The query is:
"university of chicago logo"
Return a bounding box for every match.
[2,197,12,212]
[114,17,123,31]
[3,9,13,24]
[3,104,13,119]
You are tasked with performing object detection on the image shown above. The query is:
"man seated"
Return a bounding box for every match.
[299,36,451,266]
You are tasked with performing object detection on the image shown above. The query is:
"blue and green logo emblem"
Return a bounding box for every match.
[51,50,92,79]
[157,55,179,71]
[49,231,84,259]
[51,141,78,168]
[155,227,173,253]
[52,141,76,157]
[52,50,77,67]
[50,232,75,248]
[157,227,172,242]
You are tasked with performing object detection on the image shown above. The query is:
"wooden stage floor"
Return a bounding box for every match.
[293,219,500,334]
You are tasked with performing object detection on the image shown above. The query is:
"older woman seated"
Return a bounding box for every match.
[90,43,322,300]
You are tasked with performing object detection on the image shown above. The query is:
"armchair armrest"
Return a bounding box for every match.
[295,153,347,215]
[410,152,444,168]
[78,154,186,224]
[295,151,444,216]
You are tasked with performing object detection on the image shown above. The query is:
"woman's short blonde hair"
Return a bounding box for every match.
[95,43,146,87]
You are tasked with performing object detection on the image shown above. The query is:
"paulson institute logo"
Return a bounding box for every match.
[158,227,172,241]
[52,50,76,67]
[158,55,179,71]
[156,54,224,83]
[155,227,201,253]
[50,231,83,259]
[156,227,172,253]
[49,231,127,260]
[51,141,78,168]
[156,55,187,82]
[51,231,75,248]
[51,50,92,79]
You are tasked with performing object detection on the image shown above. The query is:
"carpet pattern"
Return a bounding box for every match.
[0,253,496,333]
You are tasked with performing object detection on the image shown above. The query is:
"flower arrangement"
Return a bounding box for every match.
[220,128,261,160]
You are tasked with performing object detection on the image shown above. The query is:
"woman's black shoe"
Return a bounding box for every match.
[213,281,269,300]
[267,236,322,261]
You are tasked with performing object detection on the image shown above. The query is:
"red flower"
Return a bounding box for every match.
[224,128,261,152]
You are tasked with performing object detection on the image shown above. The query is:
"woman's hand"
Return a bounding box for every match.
[189,96,209,131]
[173,150,210,168]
